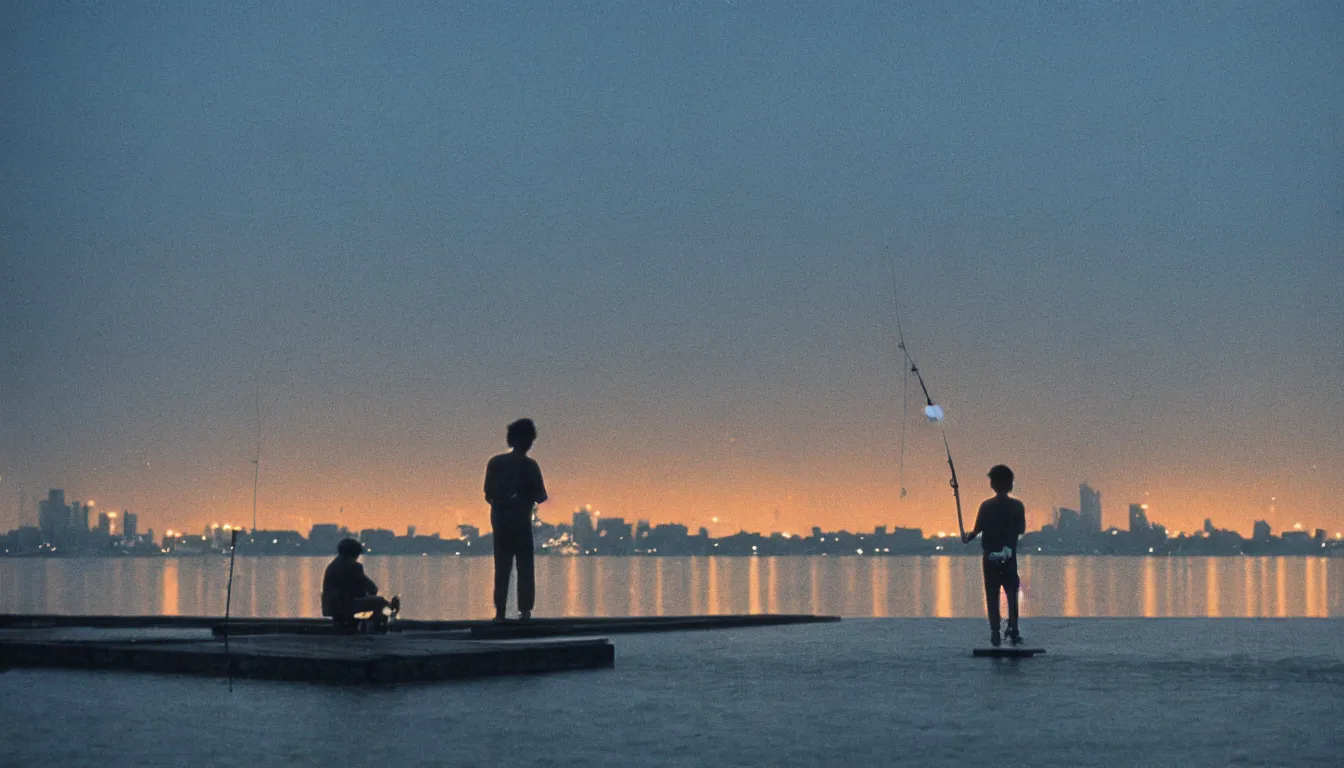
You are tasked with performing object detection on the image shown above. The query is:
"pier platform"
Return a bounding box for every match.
[0,625,613,683]
[200,613,838,638]
[0,613,838,683]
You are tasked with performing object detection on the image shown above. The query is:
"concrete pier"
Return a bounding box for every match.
[0,625,613,683]
[0,613,839,683]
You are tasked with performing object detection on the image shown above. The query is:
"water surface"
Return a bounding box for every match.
[2,555,1339,618]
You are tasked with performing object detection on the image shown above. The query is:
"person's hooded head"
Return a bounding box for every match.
[337,538,363,559]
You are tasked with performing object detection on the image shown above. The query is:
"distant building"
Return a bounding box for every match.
[97,512,112,538]
[594,516,633,555]
[72,501,91,537]
[122,512,138,541]
[1253,520,1272,543]
[359,528,396,554]
[308,523,345,553]
[38,489,83,548]
[1055,507,1080,531]
[1128,504,1150,533]
[1079,484,1102,535]
[572,509,596,553]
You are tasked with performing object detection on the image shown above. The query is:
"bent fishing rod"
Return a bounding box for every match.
[891,289,965,539]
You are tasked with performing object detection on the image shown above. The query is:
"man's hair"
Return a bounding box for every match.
[506,418,538,448]
[337,538,363,557]
[988,464,1014,491]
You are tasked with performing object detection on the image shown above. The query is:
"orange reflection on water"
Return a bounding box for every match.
[1142,559,1158,617]
[161,559,180,616]
[809,558,821,615]
[747,557,761,615]
[706,556,721,614]
[1205,558,1221,617]
[654,558,665,616]
[1243,558,1256,617]
[1276,558,1288,618]
[870,559,888,618]
[3,555,1344,620]
[766,558,780,615]
[564,556,581,617]
[1319,558,1331,618]
[934,557,952,618]
[1305,557,1319,618]
[1063,558,1079,617]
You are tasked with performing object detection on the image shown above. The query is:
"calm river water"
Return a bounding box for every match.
[2,555,1339,619]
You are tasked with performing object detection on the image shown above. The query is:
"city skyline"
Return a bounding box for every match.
[7,482,1341,554]
[1,466,1337,542]
[3,4,1341,541]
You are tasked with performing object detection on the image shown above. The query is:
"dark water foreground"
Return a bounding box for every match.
[2,618,1339,767]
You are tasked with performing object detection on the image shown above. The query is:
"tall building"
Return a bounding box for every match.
[1054,507,1080,532]
[1128,504,1150,533]
[122,512,138,541]
[73,501,91,535]
[38,489,69,545]
[1079,484,1102,534]
[595,516,633,555]
[572,508,596,553]
[1252,520,1272,542]
[97,512,112,537]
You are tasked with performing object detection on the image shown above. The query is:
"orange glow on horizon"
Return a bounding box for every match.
[26,443,1343,541]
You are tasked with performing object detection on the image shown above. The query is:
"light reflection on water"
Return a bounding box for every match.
[0,556,1338,619]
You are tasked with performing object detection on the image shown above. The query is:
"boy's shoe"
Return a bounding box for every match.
[990,629,1002,647]
[519,611,531,622]
[492,613,507,624]
[1006,628,1023,646]
[388,595,401,619]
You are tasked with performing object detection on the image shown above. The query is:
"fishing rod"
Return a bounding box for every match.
[224,528,238,690]
[889,276,965,539]
[251,381,261,533]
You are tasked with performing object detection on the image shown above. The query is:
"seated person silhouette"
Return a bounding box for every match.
[321,538,400,632]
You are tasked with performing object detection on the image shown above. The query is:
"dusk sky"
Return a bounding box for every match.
[3,2,1341,539]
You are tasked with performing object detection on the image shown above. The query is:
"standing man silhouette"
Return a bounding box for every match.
[963,464,1027,647]
[484,418,548,622]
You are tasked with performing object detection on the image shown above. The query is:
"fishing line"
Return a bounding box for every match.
[888,260,965,538]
